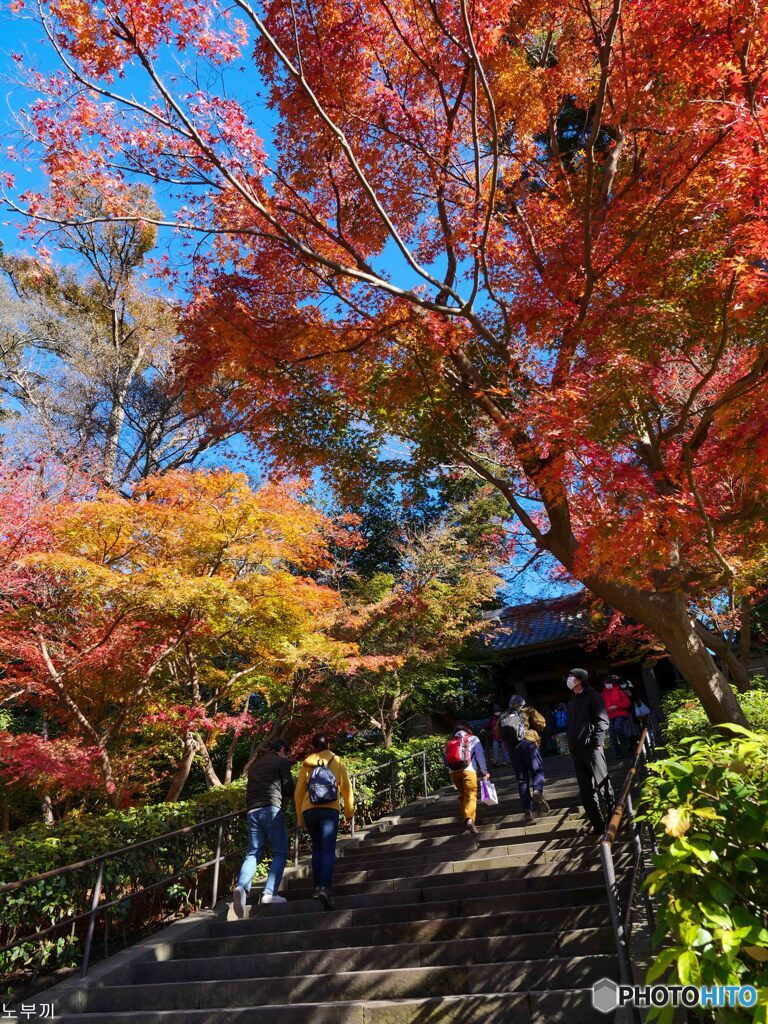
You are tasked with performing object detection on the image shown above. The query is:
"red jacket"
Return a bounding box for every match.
[602,685,632,720]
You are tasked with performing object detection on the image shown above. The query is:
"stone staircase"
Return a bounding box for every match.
[57,756,632,1024]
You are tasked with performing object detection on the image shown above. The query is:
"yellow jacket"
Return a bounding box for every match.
[294,750,354,827]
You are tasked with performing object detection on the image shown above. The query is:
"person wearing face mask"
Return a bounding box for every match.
[565,668,615,834]
[601,675,633,758]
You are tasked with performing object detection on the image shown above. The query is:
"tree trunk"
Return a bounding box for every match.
[103,393,127,488]
[97,742,121,808]
[224,697,250,784]
[579,577,748,727]
[739,596,752,673]
[41,794,55,825]
[649,606,747,726]
[165,730,197,802]
[194,734,222,788]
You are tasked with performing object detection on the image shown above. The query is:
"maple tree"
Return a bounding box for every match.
[0,465,354,811]
[336,492,505,746]
[7,0,768,724]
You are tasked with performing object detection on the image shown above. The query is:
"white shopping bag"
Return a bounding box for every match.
[479,780,498,805]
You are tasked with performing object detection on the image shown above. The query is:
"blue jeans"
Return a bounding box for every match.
[609,716,628,757]
[237,806,288,895]
[511,739,545,811]
[303,807,340,890]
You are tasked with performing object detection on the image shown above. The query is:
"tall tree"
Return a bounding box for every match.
[9,0,768,723]
[0,185,239,487]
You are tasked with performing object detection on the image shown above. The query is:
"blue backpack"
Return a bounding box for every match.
[308,755,338,804]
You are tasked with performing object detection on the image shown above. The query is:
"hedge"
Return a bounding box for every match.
[660,680,768,745]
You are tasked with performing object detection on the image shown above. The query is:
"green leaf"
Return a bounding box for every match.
[677,950,701,986]
[646,946,679,983]
[735,853,758,873]
[706,877,733,903]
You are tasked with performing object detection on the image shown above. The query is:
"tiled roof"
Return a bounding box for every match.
[481,594,589,653]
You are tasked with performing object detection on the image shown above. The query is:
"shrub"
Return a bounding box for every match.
[0,783,246,999]
[639,725,768,1022]
[661,684,768,745]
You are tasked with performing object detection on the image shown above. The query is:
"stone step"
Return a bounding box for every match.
[393,796,586,827]
[289,845,621,886]
[197,903,613,956]
[135,926,614,984]
[332,833,616,872]
[54,987,616,1024]
[82,954,619,1012]
[341,821,600,859]
[236,872,626,929]
[355,811,586,843]
[281,853,631,899]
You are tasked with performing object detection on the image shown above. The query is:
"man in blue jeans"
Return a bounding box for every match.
[233,737,295,917]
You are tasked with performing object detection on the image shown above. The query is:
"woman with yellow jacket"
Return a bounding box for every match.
[294,732,354,911]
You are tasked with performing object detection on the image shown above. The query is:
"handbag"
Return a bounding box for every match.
[634,701,650,718]
[479,780,498,805]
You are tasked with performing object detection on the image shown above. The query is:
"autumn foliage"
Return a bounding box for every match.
[4,0,768,728]
[0,466,356,812]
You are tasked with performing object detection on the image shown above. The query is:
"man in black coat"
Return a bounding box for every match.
[233,737,295,916]
[565,668,615,834]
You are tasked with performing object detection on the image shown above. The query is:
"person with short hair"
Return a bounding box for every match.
[294,732,354,912]
[443,721,489,835]
[233,737,294,917]
[565,668,615,834]
[502,694,550,825]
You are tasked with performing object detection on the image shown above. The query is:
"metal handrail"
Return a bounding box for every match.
[348,743,441,834]
[1,807,247,980]
[599,727,658,1024]
[0,808,246,895]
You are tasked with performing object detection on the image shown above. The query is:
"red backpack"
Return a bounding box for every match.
[445,734,472,770]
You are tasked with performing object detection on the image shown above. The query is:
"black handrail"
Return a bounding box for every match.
[0,808,245,895]
[598,726,658,1024]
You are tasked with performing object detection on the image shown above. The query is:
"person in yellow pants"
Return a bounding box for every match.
[444,721,490,834]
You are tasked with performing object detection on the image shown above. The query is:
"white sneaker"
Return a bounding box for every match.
[261,892,287,904]
[233,885,247,919]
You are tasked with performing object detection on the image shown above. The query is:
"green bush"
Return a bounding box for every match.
[639,725,768,1022]
[661,683,768,745]
[0,783,246,999]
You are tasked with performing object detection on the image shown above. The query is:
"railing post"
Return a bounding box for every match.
[599,840,642,1024]
[350,774,356,836]
[293,821,300,867]
[210,822,224,909]
[422,750,429,798]
[81,857,105,979]
[626,790,656,937]
[390,761,398,813]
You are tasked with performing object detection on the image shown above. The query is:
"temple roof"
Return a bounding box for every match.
[481,593,589,654]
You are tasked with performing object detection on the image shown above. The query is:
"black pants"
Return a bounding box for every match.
[572,747,615,830]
